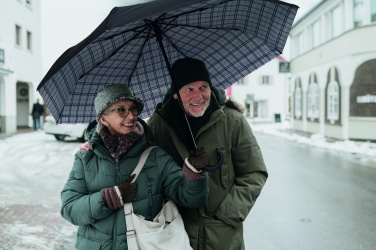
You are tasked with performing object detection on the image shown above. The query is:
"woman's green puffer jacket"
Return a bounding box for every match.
[60,119,208,250]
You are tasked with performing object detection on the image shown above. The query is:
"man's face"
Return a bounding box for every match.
[173,81,211,117]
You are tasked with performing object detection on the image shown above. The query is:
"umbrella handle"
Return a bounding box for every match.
[203,149,223,172]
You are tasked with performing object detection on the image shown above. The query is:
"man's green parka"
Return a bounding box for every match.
[148,94,268,250]
[60,119,208,249]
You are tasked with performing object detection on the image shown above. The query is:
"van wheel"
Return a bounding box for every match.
[54,135,66,141]
[78,135,86,142]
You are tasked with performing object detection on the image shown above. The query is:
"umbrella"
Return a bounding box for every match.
[38,0,298,169]
[37,0,298,124]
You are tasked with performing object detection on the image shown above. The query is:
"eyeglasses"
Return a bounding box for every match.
[110,106,139,118]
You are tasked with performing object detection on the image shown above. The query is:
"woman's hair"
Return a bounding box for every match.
[96,122,105,133]
[96,108,110,133]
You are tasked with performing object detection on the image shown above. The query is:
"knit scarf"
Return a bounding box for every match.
[100,122,144,162]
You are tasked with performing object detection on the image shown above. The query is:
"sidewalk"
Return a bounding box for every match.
[278,128,340,143]
[0,130,77,249]
[0,127,35,139]
[0,204,76,250]
[249,120,376,158]
[249,120,344,142]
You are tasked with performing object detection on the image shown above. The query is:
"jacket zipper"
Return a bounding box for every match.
[112,163,120,250]
[148,181,152,219]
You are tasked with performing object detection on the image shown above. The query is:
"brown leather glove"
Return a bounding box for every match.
[187,147,208,170]
[117,174,137,203]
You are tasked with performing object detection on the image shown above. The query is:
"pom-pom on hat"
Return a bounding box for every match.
[171,57,212,93]
[94,84,144,120]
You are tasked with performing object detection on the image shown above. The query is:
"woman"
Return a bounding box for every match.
[60,84,209,250]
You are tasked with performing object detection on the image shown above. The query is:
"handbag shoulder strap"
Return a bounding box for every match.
[125,146,157,250]
[130,146,157,182]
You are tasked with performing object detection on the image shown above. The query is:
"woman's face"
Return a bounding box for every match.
[99,99,138,136]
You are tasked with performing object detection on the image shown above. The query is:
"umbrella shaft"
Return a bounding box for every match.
[151,21,197,150]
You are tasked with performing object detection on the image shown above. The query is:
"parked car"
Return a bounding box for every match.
[43,115,87,142]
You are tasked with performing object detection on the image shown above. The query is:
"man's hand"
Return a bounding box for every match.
[187,147,208,170]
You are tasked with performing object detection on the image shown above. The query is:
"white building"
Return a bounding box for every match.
[0,0,42,134]
[289,0,376,141]
[228,56,291,123]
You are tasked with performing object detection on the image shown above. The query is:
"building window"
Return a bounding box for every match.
[236,78,244,85]
[294,78,302,119]
[307,74,320,121]
[15,25,22,46]
[295,31,304,56]
[0,49,4,63]
[350,59,376,117]
[261,75,270,85]
[330,4,343,38]
[353,0,364,27]
[371,0,376,22]
[326,67,341,124]
[327,82,339,123]
[27,31,32,50]
[309,20,320,48]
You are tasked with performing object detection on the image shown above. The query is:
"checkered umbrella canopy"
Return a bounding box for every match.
[37,0,298,123]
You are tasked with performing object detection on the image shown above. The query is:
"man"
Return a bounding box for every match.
[31,99,45,131]
[147,57,268,250]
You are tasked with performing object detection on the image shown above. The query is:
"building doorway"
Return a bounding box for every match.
[16,82,30,128]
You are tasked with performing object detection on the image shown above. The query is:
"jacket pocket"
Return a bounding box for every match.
[204,218,243,250]
[75,235,105,250]
[217,145,229,188]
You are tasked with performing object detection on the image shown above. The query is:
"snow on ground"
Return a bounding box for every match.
[0,132,79,250]
[250,120,376,159]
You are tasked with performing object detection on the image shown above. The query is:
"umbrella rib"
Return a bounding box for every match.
[156,9,242,57]
[161,22,241,33]
[161,34,187,58]
[81,25,152,81]
[267,3,282,54]
[159,0,232,23]
[96,23,151,42]
[156,21,188,58]
[126,28,154,85]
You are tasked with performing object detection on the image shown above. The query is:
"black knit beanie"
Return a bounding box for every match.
[171,57,212,93]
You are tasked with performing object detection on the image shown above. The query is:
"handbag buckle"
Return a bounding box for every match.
[127,230,136,237]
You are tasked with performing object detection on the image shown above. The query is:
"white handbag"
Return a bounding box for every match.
[124,146,193,250]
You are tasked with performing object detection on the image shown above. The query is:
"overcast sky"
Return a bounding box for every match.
[40,0,321,75]
[40,0,150,74]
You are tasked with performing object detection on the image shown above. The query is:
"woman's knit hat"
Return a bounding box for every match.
[171,57,212,93]
[94,84,144,119]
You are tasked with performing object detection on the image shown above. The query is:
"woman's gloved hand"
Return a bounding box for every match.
[101,174,137,210]
[117,174,137,203]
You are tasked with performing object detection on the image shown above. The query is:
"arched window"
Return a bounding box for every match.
[307,73,319,121]
[294,78,302,119]
[327,82,339,122]
[326,67,341,124]
[353,0,364,27]
[371,0,376,22]
[350,59,376,117]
